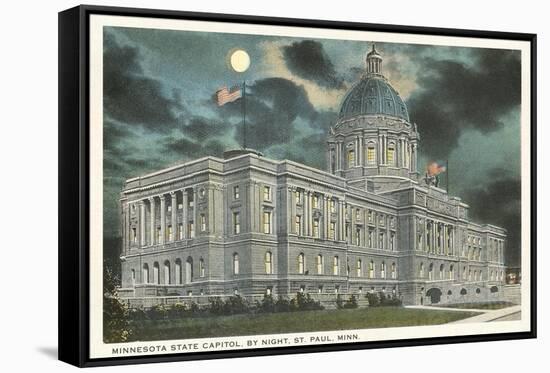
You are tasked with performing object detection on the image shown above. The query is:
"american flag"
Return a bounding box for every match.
[426,161,446,176]
[216,85,242,106]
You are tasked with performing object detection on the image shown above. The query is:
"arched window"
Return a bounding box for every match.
[298,253,305,274]
[265,252,273,274]
[439,264,445,280]
[419,262,424,278]
[316,254,323,275]
[381,262,386,279]
[463,266,467,280]
[369,260,375,278]
[142,263,149,284]
[131,269,136,285]
[233,253,239,275]
[333,256,339,275]
[449,265,454,280]
[356,259,362,277]
[387,143,396,166]
[366,143,376,165]
[347,149,355,168]
[199,258,205,277]
[153,262,160,284]
[185,257,193,284]
[164,260,171,284]
[428,263,434,280]
[391,262,397,279]
[175,259,182,284]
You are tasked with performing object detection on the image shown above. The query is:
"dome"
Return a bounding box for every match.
[338,77,410,122]
[338,44,410,122]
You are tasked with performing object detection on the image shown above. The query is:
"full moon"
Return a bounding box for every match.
[230,49,250,73]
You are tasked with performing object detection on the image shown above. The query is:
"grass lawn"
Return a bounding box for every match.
[129,307,479,341]
[435,301,516,310]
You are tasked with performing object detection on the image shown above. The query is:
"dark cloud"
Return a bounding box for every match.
[103,31,185,133]
[407,49,521,160]
[213,78,318,149]
[282,40,344,89]
[461,172,521,266]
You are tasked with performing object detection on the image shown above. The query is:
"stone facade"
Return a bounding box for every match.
[118,46,507,306]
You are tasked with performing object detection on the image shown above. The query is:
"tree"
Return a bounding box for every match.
[103,264,132,343]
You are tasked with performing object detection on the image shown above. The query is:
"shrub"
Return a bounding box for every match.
[366,292,380,307]
[336,294,344,309]
[148,304,169,320]
[274,296,291,312]
[223,295,250,315]
[294,292,324,311]
[208,297,226,316]
[257,294,276,313]
[343,295,358,309]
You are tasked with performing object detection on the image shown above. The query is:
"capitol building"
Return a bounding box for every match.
[118,46,507,306]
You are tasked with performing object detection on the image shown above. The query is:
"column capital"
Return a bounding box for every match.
[148,196,155,203]
[170,191,177,198]
[159,194,166,201]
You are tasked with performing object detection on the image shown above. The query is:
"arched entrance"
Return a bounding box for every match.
[426,288,442,304]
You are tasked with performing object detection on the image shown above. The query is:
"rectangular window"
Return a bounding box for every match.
[355,208,360,220]
[178,223,183,240]
[200,214,206,232]
[178,203,183,210]
[296,190,302,205]
[188,194,194,208]
[368,210,374,223]
[367,146,376,164]
[233,212,241,234]
[263,211,272,234]
[233,185,240,199]
[167,205,172,212]
[316,255,323,274]
[329,222,335,240]
[355,228,361,246]
[312,195,319,209]
[333,256,339,275]
[156,227,161,242]
[387,147,395,165]
[379,232,385,249]
[330,199,336,213]
[132,227,137,243]
[313,219,320,238]
[263,186,271,201]
[295,215,302,235]
[168,225,173,241]
[188,221,195,238]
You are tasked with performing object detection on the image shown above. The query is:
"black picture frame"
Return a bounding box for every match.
[58,4,537,367]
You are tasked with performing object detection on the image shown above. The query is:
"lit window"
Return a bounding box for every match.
[263,211,272,234]
[296,190,302,205]
[200,214,206,232]
[313,219,320,238]
[188,221,195,238]
[381,262,386,279]
[167,225,173,241]
[142,264,149,284]
[164,261,171,284]
[355,228,361,246]
[419,263,424,278]
[330,199,336,213]
[439,264,445,280]
[369,261,375,278]
[233,253,239,275]
[390,233,395,251]
[156,227,161,243]
[428,263,434,280]
[265,252,273,274]
[387,144,395,166]
[312,195,319,208]
[266,287,272,296]
[298,253,305,274]
[347,149,355,168]
[178,223,183,240]
[199,259,205,277]
[368,229,374,248]
[379,232,385,249]
[356,259,362,277]
[329,222,335,240]
[368,210,374,222]
[233,212,241,234]
[316,255,323,274]
[449,265,454,280]
[366,145,376,165]
[295,215,302,235]
[167,205,172,212]
[233,185,240,199]
[132,227,137,243]
[263,186,271,201]
[333,256,339,275]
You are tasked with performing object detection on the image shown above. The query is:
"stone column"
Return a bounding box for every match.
[412,216,417,251]
[149,197,156,246]
[160,195,166,244]
[337,200,343,240]
[170,192,177,241]
[193,187,198,234]
[323,196,328,239]
[182,189,188,239]
[139,200,145,247]
[290,188,297,234]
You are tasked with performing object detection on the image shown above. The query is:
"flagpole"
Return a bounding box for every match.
[242,80,246,149]
[446,159,449,194]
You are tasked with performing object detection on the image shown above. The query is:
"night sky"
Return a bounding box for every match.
[103,26,522,266]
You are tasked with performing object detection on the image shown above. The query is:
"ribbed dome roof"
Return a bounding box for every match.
[338,76,410,122]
